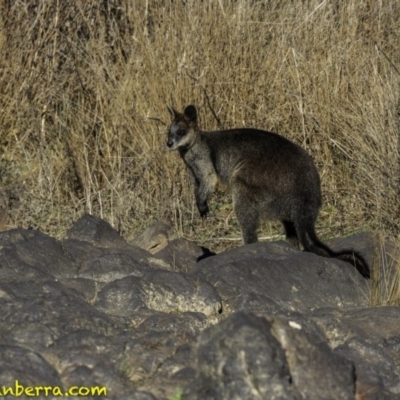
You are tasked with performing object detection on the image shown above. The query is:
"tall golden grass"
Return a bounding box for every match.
[0,1,399,303]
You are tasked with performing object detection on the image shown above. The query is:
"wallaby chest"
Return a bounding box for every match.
[180,141,218,183]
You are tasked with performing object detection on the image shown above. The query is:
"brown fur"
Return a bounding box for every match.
[166,105,370,279]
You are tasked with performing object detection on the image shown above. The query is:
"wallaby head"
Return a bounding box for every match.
[166,105,198,151]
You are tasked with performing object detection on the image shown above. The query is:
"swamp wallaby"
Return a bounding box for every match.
[166,105,370,279]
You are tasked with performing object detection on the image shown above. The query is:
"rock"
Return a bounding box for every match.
[62,238,109,264]
[61,363,132,399]
[0,345,62,387]
[115,330,196,399]
[95,269,222,318]
[64,219,172,274]
[156,342,197,382]
[0,283,123,353]
[142,269,222,316]
[45,330,135,399]
[79,253,152,283]
[155,237,215,272]
[59,277,98,303]
[63,237,170,279]
[130,219,173,254]
[187,312,295,400]
[186,312,356,400]
[136,311,211,336]
[117,333,184,383]
[0,228,77,279]
[65,214,127,249]
[95,276,147,316]
[2,321,57,353]
[191,241,369,314]
[120,392,157,400]
[269,316,355,400]
[310,306,400,399]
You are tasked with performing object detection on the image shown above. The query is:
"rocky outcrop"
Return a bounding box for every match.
[191,240,369,314]
[186,312,355,400]
[0,215,398,399]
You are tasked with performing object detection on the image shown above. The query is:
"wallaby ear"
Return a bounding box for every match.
[183,105,197,124]
[167,105,179,120]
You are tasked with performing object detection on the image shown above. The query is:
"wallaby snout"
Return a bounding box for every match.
[166,124,188,150]
[166,137,175,150]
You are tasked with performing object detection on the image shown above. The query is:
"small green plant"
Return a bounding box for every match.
[169,387,183,400]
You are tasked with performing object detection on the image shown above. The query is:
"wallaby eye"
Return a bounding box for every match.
[177,129,186,136]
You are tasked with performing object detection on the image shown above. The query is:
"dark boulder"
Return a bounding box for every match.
[191,241,369,315]
[65,214,127,249]
[0,228,77,279]
[185,311,356,400]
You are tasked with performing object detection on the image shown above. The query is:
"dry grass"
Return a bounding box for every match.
[0,0,400,302]
[371,234,400,306]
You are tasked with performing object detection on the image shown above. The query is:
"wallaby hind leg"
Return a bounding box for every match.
[282,220,300,249]
[233,189,259,244]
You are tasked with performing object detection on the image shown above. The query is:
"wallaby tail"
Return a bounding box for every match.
[333,249,370,279]
[304,227,370,279]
